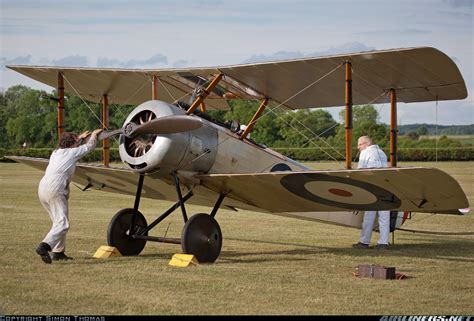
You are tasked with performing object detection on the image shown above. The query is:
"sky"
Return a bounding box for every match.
[1,0,473,125]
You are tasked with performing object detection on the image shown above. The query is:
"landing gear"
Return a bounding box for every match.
[107,208,148,256]
[105,172,226,263]
[182,213,222,263]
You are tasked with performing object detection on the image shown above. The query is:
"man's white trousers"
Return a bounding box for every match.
[38,188,69,253]
[359,210,390,245]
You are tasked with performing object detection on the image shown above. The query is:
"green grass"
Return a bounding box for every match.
[0,162,473,315]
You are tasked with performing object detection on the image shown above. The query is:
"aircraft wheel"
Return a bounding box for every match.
[107,208,148,256]
[181,213,222,263]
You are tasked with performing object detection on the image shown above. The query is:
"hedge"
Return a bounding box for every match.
[1,147,472,163]
[272,147,473,162]
[0,148,121,163]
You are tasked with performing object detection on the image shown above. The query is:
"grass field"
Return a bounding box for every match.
[1,162,473,315]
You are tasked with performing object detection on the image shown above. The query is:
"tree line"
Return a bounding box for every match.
[1,85,471,161]
[397,124,474,136]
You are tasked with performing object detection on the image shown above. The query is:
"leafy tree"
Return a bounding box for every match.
[223,100,283,146]
[417,125,428,136]
[4,86,57,147]
[276,109,337,147]
[1,86,469,155]
[406,131,420,140]
[334,105,389,148]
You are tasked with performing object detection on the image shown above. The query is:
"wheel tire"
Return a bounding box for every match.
[107,208,148,256]
[181,213,222,263]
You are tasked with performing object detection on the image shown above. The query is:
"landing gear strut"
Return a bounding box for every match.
[106,172,225,262]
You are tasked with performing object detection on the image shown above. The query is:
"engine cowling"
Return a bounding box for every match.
[119,100,218,176]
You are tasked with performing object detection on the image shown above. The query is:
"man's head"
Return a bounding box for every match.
[357,136,373,151]
[58,132,78,149]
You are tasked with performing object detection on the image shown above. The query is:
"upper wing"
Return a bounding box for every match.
[197,167,469,214]
[7,47,467,110]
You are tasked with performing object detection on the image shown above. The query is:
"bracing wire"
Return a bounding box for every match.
[157,77,177,102]
[267,105,343,163]
[274,88,391,164]
[177,63,349,168]
[63,75,106,128]
[63,75,123,146]
[435,95,439,163]
[237,63,348,162]
[244,62,346,131]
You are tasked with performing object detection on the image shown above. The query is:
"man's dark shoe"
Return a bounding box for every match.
[36,242,52,264]
[375,244,389,250]
[352,242,369,249]
[52,252,74,261]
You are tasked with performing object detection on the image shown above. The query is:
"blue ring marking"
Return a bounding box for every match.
[280,173,401,210]
[270,163,292,172]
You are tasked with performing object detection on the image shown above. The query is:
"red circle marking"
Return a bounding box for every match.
[328,188,353,197]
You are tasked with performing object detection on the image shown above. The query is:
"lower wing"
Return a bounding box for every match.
[8,156,468,214]
[197,167,469,214]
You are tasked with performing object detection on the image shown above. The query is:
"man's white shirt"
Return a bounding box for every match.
[357,144,387,169]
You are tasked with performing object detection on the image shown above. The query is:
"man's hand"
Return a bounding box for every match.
[92,128,103,136]
[77,130,91,140]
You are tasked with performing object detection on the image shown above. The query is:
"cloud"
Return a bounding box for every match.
[306,42,376,57]
[172,59,191,68]
[1,55,33,66]
[356,29,431,36]
[242,51,305,64]
[443,0,473,7]
[96,53,168,68]
[2,53,169,69]
[52,55,89,66]
[241,42,376,64]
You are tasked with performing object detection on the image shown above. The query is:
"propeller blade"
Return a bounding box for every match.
[98,115,203,140]
[132,115,203,135]
[98,128,124,140]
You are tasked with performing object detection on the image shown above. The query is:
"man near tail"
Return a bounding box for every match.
[352,135,390,250]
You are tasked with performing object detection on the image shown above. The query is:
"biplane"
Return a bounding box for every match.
[6,47,469,263]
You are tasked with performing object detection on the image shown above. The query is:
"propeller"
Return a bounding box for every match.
[98,115,203,141]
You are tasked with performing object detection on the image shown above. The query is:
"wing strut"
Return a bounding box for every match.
[101,94,110,167]
[57,72,65,141]
[345,61,353,170]
[186,73,223,115]
[239,97,269,140]
[389,88,398,167]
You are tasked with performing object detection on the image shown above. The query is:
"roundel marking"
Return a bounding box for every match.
[305,181,377,205]
[280,173,401,210]
[328,188,353,197]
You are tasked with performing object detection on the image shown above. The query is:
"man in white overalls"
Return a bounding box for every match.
[36,128,102,264]
[352,136,390,250]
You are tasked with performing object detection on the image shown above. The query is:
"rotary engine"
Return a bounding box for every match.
[119,100,218,176]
